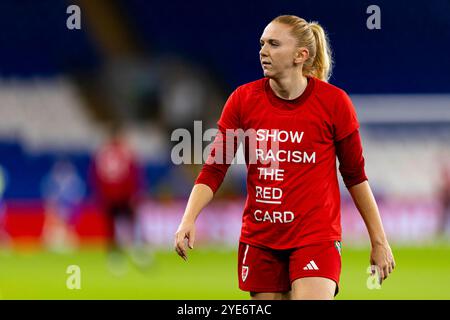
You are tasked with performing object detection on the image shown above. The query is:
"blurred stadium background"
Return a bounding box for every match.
[0,0,449,299]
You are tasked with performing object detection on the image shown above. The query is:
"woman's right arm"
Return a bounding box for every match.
[173,126,239,261]
[174,183,214,260]
[174,88,241,261]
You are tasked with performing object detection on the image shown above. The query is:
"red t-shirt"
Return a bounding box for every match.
[91,139,140,205]
[196,76,366,249]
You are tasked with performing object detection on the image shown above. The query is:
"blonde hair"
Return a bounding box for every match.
[272,15,333,82]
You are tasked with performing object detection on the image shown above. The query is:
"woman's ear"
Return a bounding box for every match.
[294,47,309,64]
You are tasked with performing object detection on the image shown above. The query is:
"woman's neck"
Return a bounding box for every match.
[269,72,308,100]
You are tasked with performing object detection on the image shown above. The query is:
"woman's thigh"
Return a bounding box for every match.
[290,277,336,300]
[250,291,291,300]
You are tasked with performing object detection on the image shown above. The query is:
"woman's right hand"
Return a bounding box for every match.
[173,184,214,261]
[174,220,196,261]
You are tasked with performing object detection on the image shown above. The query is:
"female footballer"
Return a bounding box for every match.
[174,15,395,300]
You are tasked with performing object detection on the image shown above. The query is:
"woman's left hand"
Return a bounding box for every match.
[370,242,395,284]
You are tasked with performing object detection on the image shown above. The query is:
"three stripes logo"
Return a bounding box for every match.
[303,260,319,270]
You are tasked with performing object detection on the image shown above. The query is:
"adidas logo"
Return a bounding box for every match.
[303,260,319,270]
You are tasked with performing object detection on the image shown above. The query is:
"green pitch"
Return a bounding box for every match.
[0,243,449,299]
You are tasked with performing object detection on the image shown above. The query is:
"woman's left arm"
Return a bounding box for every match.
[348,181,396,283]
[335,129,396,284]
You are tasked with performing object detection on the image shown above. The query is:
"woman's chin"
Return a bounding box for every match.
[263,70,274,78]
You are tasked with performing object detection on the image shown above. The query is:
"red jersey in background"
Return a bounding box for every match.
[91,138,140,206]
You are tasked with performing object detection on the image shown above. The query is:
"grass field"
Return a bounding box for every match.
[0,244,449,299]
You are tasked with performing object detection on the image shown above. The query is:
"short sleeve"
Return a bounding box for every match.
[333,90,360,141]
[217,88,241,130]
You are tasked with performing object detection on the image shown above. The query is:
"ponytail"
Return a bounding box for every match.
[307,22,333,82]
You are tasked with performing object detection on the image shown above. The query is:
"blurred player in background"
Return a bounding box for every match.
[175,15,395,300]
[90,123,151,274]
[41,159,85,252]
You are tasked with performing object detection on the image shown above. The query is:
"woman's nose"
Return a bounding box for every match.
[260,47,268,57]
